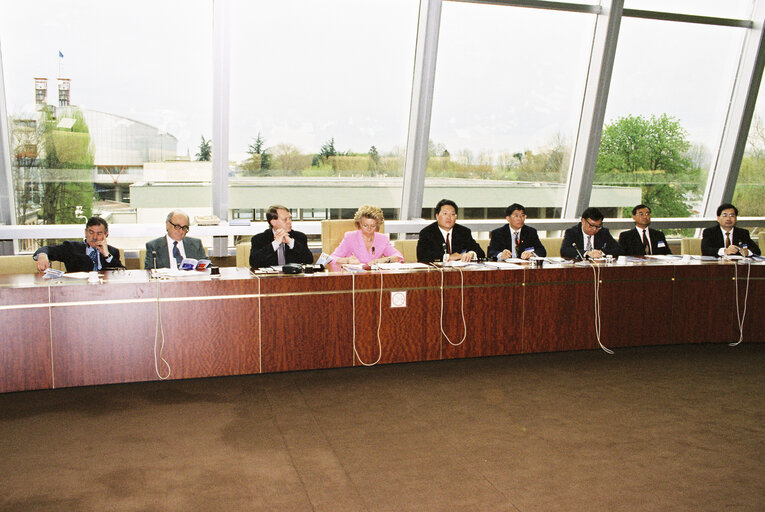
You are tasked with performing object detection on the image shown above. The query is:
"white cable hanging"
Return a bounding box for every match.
[437,265,468,347]
[585,260,613,355]
[729,259,752,347]
[351,272,384,366]
[153,280,171,379]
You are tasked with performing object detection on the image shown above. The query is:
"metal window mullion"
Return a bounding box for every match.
[561,0,623,219]
[0,42,17,255]
[701,0,765,217]
[448,0,599,15]
[400,0,443,221]
[212,0,231,257]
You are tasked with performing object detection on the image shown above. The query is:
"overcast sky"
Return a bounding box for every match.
[0,0,759,163]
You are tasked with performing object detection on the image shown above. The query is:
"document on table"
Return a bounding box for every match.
[375,262,430,270]
[484,261,524,269]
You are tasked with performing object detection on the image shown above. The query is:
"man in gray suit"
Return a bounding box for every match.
[144,210,207,269]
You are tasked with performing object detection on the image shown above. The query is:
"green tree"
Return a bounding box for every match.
[596,114,700,217]
[369,145,380,165]
[312,137,338,168]
[242,132,271,174]
[368,145,380,173]
[196,135,212,161]
[320,138,337,160]
[32,106,95,226]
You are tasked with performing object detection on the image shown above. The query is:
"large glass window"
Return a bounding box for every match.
[228,0,418,220]
[428,2,599,219]
[1,0,212,248]
[733,76,765,222]
[596,17,745,222]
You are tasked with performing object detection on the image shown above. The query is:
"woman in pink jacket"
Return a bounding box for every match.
[331,205,404,265]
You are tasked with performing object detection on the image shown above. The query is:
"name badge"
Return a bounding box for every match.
[657,241,666,248]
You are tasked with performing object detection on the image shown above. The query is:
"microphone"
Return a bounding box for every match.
[151,250,157,270]
[572,242,585,261]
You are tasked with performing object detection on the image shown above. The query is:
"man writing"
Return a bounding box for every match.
[34,216,123,272]
[145,210,207,269]
[417,199,485,263]
[249,205,313,268]
[618,204,672,256]
[488,203,547,260]
[701,203,760,257]
[560,207,622,260]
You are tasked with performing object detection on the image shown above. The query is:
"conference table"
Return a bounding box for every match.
[1,259,762,394]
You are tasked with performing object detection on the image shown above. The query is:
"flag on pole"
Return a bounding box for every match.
[58,51,64,58]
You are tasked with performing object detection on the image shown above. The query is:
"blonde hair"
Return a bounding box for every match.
[353,205,384,230]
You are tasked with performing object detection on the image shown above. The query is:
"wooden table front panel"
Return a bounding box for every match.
[671,264,737,344]
[598,265,675,348]
[440,268,526,360]
[155,278,260,380]
[350,271,442,366]
[0,286,53,393]
[50,281,159,388]
[2,263,762,394]
[734,264,764,343]
[522,266,597,353]
[259,274,354,372]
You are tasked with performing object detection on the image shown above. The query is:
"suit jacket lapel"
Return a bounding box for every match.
[159,241,171,267]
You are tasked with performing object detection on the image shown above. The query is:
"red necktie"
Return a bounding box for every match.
[725,232,731,248]
[642,229,651,255]
[446,232,451,254]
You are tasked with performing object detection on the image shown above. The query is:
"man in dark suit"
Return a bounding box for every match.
[417,199,485,263]
[561,207,622,260]
[701,203,760,257]
[488,203,547,260]
[145,210,207,269]
[249,205,313,268]
[34,216,123,272]
[618,204,672,256]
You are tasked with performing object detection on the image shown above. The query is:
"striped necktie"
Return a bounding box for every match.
[173,241,183,268]
[89,249,99,270]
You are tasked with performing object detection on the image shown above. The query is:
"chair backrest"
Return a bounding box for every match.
[0,255,64,274]
[138,249,146,269]
[477,239,490,255]
[759,232,764,251]
[321,219,384,255]
[393,239,418,263]
[236,242,252,267]
[539,237,563,258]
[681,238,702,255]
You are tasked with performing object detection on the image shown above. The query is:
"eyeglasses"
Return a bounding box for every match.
[169,222,190,233]
[585,219,603,230]
[720,213,737,218]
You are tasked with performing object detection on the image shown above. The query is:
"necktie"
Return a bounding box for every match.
[277,243,286,266]
[446,232,451,254]
[173,241,183,268]
[725,232,731,248]
[585,236,592,252]
[89,249,99,271]
[642,229,651,255]
[512,231,518,258]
